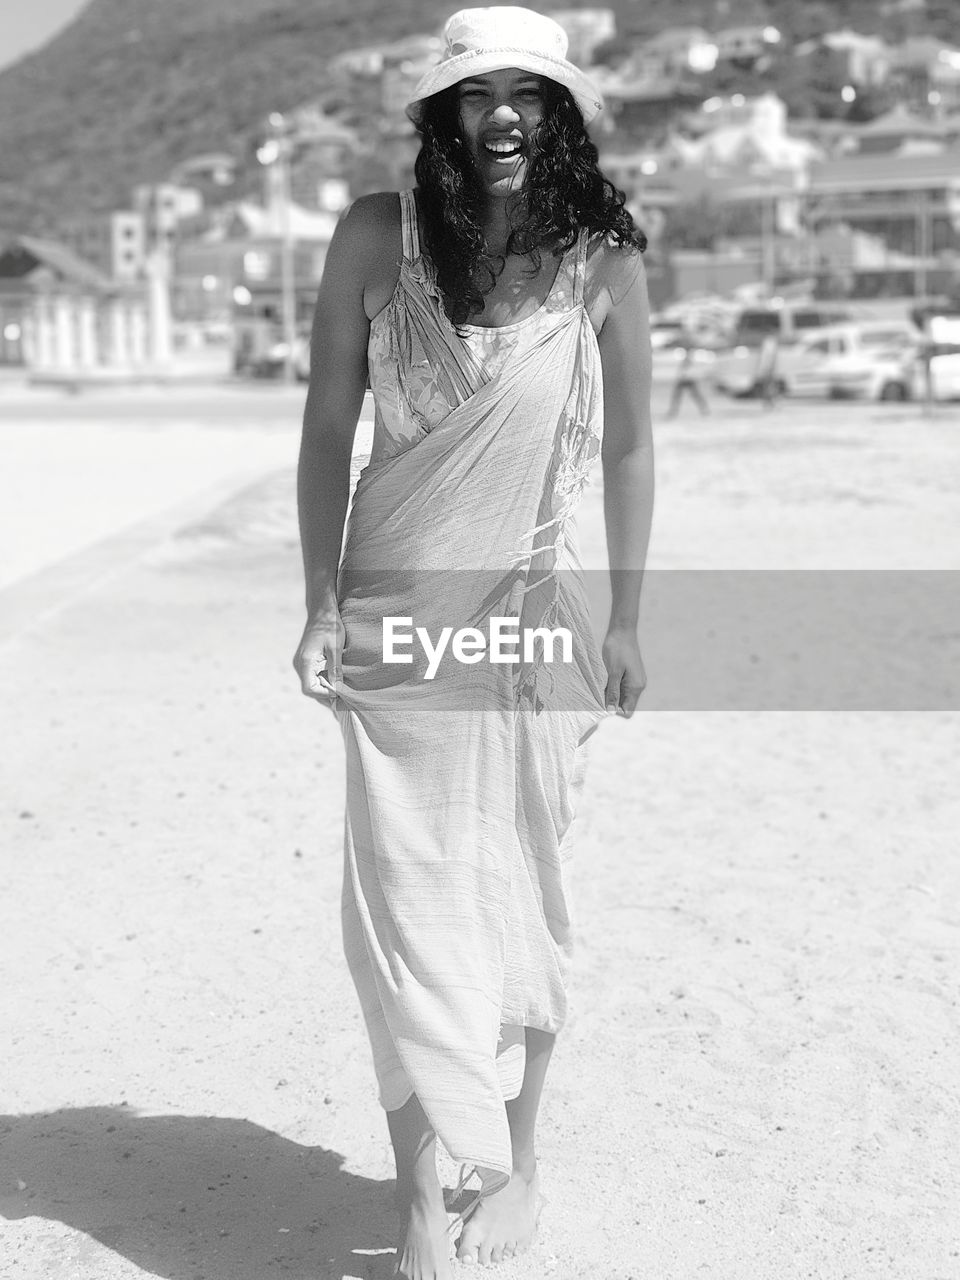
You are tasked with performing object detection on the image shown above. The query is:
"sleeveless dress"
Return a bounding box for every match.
[333,189,609,1191]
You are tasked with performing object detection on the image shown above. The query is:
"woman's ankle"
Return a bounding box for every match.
[511,1152,538,1183]
[395,1168,443,1211]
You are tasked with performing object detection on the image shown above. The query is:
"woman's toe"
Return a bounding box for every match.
[457,1238,478,1265]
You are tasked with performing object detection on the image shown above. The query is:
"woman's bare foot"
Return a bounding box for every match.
[394,1181,454,1280]
[455,1165,541,1266]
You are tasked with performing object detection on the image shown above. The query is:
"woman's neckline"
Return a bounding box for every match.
[408,190,574,335]
[451,250,571,334]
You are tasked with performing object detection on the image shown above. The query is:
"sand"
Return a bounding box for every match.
[0,385,958,1280]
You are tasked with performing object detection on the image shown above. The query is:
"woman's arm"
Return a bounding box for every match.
[596,247,655,718]
[293,195,392,702]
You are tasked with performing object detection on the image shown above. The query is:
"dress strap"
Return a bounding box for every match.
[572,228,589,306]
[399,189,419,263]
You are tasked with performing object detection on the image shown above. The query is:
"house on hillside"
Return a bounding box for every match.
[546,9,616,66]
[671,94,822,177]
[278,110,358,212]
[713,25,781,68]
[380,34,445,121]
[888,37,960,113]
[819,31,891,88]
[852,103,951,154]
[928,45,960,113]
[630,27,718,79]
[0,236,165,377]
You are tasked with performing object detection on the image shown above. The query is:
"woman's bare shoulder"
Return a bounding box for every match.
[328,191,404,321]
[333,191,402,256]
[584,234,647,329]
[587,234,645,295]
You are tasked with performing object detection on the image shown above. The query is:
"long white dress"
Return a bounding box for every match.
[332,189,609,1192]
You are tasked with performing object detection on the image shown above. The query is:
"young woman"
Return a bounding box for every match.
[293,8,654,1277]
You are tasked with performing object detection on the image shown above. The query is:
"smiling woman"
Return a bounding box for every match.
[456,71,541,192]
[412,57,644,327]
[292,8,655,1279]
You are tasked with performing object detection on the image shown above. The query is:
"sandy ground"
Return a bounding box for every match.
[1,383,959,1280]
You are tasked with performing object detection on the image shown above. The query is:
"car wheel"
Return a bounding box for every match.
[879,382,907,402]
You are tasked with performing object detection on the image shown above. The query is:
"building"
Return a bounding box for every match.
[888,37,960,113]
[276,110,358,212]
[380,34,445,121]
[668,248,764,299]
[546,8,616,67]
[713,25,780,67]
[630,27,718,79]
[591,63,704,135]
[671,94,822,176]
[59,210,146,283]
[132,182,204,253]
[929,46,960,114]
[819,31,891,89]
[0,236,167,377]
[174,200,337,364]
[329,45,386,78]
[803,148,960,297]
[852,103,951,154]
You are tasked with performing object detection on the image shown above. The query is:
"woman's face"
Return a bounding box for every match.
[455,67,547,198]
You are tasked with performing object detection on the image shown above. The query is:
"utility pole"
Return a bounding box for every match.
[915,190,930,306]
[762,192,776,293]
[258,112,298,384]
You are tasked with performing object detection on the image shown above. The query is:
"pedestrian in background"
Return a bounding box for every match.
[666,333,709,418]
[755,331,781,408]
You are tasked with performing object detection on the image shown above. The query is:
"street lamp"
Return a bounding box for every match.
[257,112,298,384]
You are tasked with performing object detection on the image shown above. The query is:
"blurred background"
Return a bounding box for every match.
[1,0,960,393]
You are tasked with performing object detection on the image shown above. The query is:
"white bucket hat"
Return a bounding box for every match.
[405,6,604,125]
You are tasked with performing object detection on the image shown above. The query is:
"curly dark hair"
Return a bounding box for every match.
[413,78,647,326]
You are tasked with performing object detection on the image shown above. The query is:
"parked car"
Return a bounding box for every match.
[650,318,686,350]
[712,301,855,397]
[652,335,719,381]
[783,321,922,400]
[234,324,312,380]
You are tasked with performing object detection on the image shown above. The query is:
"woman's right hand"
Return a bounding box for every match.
[293,611,345,706]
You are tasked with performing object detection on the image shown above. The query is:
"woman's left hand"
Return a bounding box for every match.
[602,624,647,719]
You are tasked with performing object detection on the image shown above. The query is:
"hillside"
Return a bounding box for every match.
[0,0,945,235]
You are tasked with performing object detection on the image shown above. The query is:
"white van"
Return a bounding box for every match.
[784,320,923,401]
[713,302,854,397]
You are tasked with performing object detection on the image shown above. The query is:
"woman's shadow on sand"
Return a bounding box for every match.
[0,1105,403,1280]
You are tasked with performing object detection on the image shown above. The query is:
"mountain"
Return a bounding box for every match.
[0,0,943,235]
[0,0,454,233]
